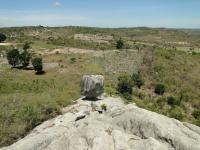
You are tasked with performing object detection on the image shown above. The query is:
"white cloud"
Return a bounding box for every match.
[53,1,61,7]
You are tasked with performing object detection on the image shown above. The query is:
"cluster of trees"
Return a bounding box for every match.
[0,33,7,43]
[117,72,166,100]
[6,42,44,74]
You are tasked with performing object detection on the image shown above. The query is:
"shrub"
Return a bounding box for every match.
[32,58,43,74]
[132,72,144,88]
[101,104,107,111]
[70,57,76,63]
[20,50,31,69]
[122,92,132,101]
[7,49,20,67]
[192,110,200,119]
[167,96,180,106]
[170,107,184,120]
[154,83,165,95]
[117,74,133,94]
[0,33,6,43]
[116,38,124,49]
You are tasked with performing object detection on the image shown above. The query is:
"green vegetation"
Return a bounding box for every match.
[0,33,6,42]
[154,84,166,95]
[116,38,124,49]
[32,58,43,74]
[167,96,180,106]
[7,49,20,67]
[117,74,133,100]
[132,72,144,88]
[101,104,107,111]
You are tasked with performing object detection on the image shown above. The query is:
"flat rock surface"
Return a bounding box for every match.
[1,96,200,150]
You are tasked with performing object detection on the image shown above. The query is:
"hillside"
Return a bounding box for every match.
[0,26,200,147]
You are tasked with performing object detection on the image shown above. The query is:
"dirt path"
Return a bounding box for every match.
[0,42,15,46]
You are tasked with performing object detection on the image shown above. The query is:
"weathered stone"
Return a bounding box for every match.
[80,75,104,99]
[1,97,200,150]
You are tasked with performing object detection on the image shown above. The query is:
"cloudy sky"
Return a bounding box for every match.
[0,0,200,28]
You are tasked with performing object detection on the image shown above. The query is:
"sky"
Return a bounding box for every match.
[0,0,200,28]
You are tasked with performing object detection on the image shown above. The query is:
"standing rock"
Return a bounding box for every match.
[81,75,104,99]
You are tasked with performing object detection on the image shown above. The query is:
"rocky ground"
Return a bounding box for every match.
[1,96,200,150]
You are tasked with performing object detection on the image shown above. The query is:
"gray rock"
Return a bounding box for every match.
[80,75,104,99]
[1,97,200,150]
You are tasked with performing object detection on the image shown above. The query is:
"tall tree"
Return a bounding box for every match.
[20,42,32,68]
[7,49,20,67]
[20,50,31,68]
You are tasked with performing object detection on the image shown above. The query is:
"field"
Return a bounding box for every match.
[0,26,200,147]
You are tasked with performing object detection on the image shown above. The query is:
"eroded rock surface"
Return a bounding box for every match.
[1,97,200,150]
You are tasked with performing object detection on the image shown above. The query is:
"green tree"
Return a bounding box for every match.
[132,72,144,88]
[32,58,43,74]
[7,49,20,67]
[0,33,6,43]
[20,50,31,68]
[154,83,165,95]
[116,38,124,49]
[23,42,31,50]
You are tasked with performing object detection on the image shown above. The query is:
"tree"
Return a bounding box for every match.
[0,33,6,43]
[7,49,20,67]
[132,72,144,88]
[20,50,31,68]
[23,42,31,50]
[116,38,124,49]
[20,42,32,68]
[154,83,165,95]
[32,58,43,74]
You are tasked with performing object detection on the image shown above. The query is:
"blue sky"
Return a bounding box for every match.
[0,0,200,28]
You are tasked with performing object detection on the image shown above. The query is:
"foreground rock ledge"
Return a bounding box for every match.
[1,97,200,150]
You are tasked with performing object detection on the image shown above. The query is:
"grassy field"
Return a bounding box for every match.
[0,26,200,147]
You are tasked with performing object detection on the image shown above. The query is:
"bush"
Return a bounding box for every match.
[7,49,20,67]
[117,74,133,94]
[154,83,165,95]
[32,58,43,74]
[101,104,107,111]
[132,72,144,88]
[70,57,76,63]
[122,92,132,101]
[0,33,6,42]
[116,38,124,49]
[192,110,200,120]
[167,96,180,106]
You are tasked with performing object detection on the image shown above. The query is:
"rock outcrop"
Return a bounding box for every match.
[1,97,200,150]
[80,75,104,99]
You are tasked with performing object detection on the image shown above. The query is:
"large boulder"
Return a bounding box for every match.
[1,97,200,150]
[80,75,104,99]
